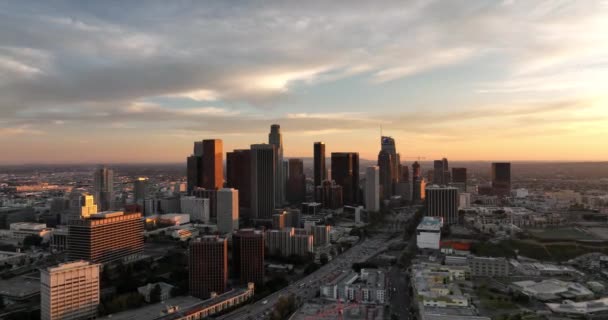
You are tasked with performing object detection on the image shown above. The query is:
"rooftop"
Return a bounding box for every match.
[417,216,443,231]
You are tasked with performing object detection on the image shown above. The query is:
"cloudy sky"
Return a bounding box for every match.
[1,0,607,164]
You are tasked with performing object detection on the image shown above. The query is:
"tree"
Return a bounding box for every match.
[320,253,329,265]
[150,284,162,303]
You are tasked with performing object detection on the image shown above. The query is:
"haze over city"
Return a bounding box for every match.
[1,1,607,164]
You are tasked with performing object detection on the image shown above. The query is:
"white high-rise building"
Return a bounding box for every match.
[365,166,380,212]
[180,196,210,223]
[41,261,100,320]
[217,188,239,234]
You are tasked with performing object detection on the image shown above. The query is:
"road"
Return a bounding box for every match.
[217,234,399,320]
[388,266,411,320]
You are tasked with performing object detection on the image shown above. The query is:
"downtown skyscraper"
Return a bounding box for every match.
[378,136,400,200]
[187,139,224,194]
[226,149,251,209]
[251,144,276,220]
[269,124,286,206]
[189,236,228,299]
[93,165,113,211]
[331,152,360,205]
[492,162,512,197]
[365,166,380,212]
[313,142,327,188]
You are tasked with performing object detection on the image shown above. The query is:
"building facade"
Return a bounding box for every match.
[41,261,100,320]
[365,166,380,212]
[425,186,459,225]
[232,229,265,285]
[226,149,251,208]
[331,152,360,205]
[313,142,327,192]
[217,188,239,234]
[250,144,276,220]
[189,236,228,299]
[67,211,143,264]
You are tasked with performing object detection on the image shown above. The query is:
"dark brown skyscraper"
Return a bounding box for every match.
[287,158,306,203]
[492,162,511,197]
[187,155,202,194]
[251,144,275,220]
[331,152,359,205]
[452,168,467,184]
[411,161,422,202]
[232,229,264,285]
[202,139,224,190]
[189,236,228,299]
[227,149,251,208]
[67,211,143,264]
[378,150,394,200]
[313,142,327,188]
[433,160,444,185]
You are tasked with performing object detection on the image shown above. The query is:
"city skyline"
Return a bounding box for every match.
[1,1,607,164]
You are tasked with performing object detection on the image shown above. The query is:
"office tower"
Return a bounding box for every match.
[331,152,360,205]
[492,162,512,197]
[287,158,306,203]
[442,158,450,184]
[180,196,210,223]
[193,141,204,157]
[266,228,313,257]
[411,161,422,202]
[79,194,98,218]
[232,229,264,285]
[93,165,114,211]
[313,142,327,189]
[365,166,380,212]
[312,225,331,246]
[226,149,251,208]
[425,185,459,225]
[67,211,143,264]
[293,233,314,256]
[217,188,239,234]
[381,136,400,184]
[433,160,444,185]
[189,236,228,299]
[202,139,224,190]
[400,164,410,182]
[41,261,100,320]
[133,177,148,204]
[452,168,467,184]
[377,150,394,200]
[278,209,301,228]
[187,154,203,194]
[192,188,218,220]
[315,180,344,209]
[268,125,285,205]
[272,211,286,230]
[250,144,276,220]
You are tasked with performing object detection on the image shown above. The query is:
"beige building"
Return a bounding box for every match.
[41,261,100,320]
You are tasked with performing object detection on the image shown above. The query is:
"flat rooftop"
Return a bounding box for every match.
[0,274,41,300]
[101,296,202,320]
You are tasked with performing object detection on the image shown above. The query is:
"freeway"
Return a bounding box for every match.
[217,234,398,320]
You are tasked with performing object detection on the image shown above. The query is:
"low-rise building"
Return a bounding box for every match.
[416,217,443,250]
[137,282,174,303]
[511,279,594,301]
[9,222,53,243]
[320,268,387,304]
[546,297,608,318]
[468,256,509,277]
